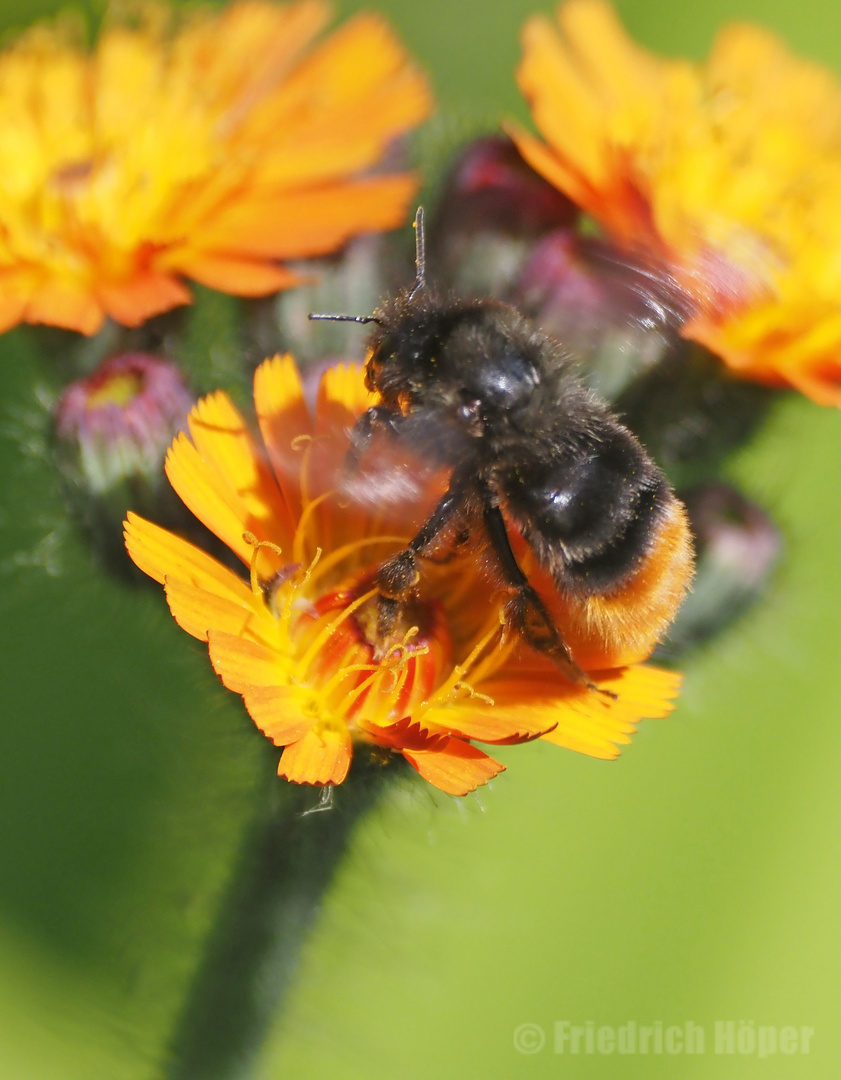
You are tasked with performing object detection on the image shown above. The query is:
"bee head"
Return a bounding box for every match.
[309,207,431,409]
[363,299,437,405]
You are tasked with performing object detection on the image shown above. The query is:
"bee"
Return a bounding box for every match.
[310,209,694,687]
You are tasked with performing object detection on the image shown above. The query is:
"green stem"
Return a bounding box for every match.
[165,757,396,1080]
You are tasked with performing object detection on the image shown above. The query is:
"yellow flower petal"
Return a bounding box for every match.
[124,511,249,598]
[403,739,506,796]
[124,511,273,642]
[0,1,431,333]
[164,576,271,645]
[514,0,841,403]
[165,391,295,576]
[538,664,682,759]
[254,353,316,524]
[188,176,419,260]
[242,686,316,746]
[166,254,300,297]
[279,724,352,785]
[95,273,193,328]
[207,630,285,693]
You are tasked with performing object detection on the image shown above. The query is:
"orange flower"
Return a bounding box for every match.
[510,0,841,405]
[0,0,431,335]
[124,356,681,796]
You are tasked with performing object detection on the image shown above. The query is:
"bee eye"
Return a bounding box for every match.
[374,333,396,359]
[364,362,379,392]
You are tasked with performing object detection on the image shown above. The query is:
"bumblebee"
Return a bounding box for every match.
[311,210,694,685]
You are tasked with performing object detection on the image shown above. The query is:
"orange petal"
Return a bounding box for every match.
[315,362,374,425]
[124,512,274,642]
[23,276,104,335]
[278,725,352,785]
[165,251,301,296]
[187,390,296,540]
[124,511,252,599]
[241,685,316,746]
[164,433,255,564]
[559,0,662,108]
[310,362,372,487]
[0,273,32,334]
[163,576,272,644]
[420,702,557,745]
[403,738,505,796]
[181,0,332,115]
[207,629,284,693]
[537,664,682,759]
[192,175,418,259]
[506,122,596,220]
[253,354,313,522]
[517,14,605,177]
[165,394,295,573]
[251,13,432,185]
[299,362,381,552]
[357,716,448,752]
[96,271,192,327]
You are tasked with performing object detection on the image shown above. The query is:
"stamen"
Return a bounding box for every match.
[321,660,386,701]
[290,434,313,510]
[450,682,495,708]
[294,587,378,678]
[424,614,503,712]
[305,534,409,588]
[338,630,429,717]
[277,548,322,631]
[465,625,517,686]
[242,531,284,596]
[378,628,425,696]
[292,489,336,565]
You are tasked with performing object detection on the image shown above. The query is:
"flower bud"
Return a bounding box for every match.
[428,136,577,296]
[513,230,690,399]
[55,352,194,562]
[56,353,193,493]
[662,483,782,654]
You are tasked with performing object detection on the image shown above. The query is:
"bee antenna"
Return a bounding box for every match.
[308,313,382,325]
[407,206,426,301]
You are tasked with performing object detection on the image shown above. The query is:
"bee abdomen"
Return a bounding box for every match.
[559,472,671,592]
[544,494,695,670]
[502,425,670,594]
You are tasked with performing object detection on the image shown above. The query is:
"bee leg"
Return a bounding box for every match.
[423,526,470,564]
[481,499,595,690]
[374,482,465,641]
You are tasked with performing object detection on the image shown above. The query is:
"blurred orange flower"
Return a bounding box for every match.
[0,0,431,335]
[510,0,841,405]
[125,356,681,795]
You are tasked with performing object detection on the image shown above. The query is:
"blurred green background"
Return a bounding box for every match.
[2,0,841,1077]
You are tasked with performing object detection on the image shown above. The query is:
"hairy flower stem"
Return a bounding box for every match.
[166,756,398,1080]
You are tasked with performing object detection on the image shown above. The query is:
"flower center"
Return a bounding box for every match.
[86,369,145,409]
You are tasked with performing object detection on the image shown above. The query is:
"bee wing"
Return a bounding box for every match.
[513,230,694,399]
[338,432,451,527]
[584,239,691,335]
[272,382,452,551]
